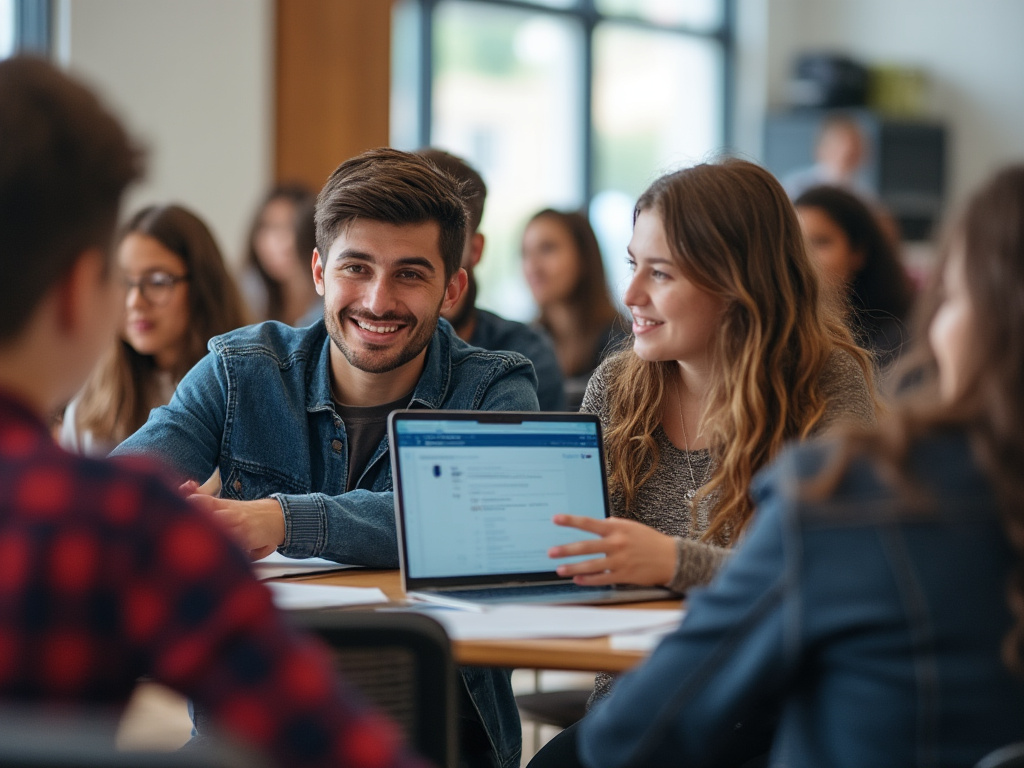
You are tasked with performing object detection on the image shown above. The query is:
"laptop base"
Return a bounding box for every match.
[409,583,672,609]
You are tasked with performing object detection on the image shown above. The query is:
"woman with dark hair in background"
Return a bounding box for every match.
[795,184,915,368]
[540,165,1024,768]
[522,208,628,407]
[242,182,321,325]
[61,204,249,454]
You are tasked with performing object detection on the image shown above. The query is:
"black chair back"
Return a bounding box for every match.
[290,609,458,768]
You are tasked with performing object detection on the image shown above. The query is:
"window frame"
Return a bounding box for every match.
[411,0,735,204]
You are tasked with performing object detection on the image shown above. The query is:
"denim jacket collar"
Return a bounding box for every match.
[304,318,458,414]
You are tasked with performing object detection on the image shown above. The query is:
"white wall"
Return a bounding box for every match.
[736,0,1024,212]
[55,0,274,265]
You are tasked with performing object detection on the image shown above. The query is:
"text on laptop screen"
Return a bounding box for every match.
[395,419,605,579]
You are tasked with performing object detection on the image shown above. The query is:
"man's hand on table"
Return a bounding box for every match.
[184,493,286,561]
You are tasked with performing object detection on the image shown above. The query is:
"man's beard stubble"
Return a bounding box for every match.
[323,303,441,375]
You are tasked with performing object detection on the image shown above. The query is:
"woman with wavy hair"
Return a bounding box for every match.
[551,158,876,589]
[534,164,1024,768]
[61,204,249,455]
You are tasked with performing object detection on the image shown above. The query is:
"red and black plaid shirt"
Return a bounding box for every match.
[0,392,428,768]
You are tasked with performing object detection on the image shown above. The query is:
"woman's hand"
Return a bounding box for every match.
[548,514,677,587]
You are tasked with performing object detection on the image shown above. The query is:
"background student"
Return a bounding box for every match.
[61,203,249,455]
[562,162,1024,768]
[416,147,566,410]
[521,207,628,408]
[0,54,424,768]
[241,182,322,325]
[795,183,915,370]
[536,158,876,719]
[781,113,873,200]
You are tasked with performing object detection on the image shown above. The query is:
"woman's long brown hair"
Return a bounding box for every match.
[604,158,873,544]
[821,165,1024,674]
[75,204,250,444]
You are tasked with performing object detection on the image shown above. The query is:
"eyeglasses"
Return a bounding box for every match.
[122,271,190,306]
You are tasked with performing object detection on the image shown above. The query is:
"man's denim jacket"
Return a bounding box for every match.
[113,318,539,768]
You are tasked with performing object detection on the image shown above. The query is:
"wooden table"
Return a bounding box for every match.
[289,569,683,672]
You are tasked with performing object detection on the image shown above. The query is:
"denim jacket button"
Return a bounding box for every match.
[333,418,342,428]
[331,439,343,453]
[232,479,242,492]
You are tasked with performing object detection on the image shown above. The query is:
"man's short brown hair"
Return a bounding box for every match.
[0,56,142,343]
[314,147,468,280]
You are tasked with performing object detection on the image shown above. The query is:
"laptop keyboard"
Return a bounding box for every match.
[442,583,613,602]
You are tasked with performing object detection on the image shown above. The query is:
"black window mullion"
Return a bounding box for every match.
[581,2,595,206]
[418,0,436,148]
[721,0,736,151]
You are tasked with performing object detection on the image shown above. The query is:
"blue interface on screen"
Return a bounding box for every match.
[396,420,605,579]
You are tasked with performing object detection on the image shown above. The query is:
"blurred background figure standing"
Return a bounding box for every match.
[61,204,249,455]
[782,113,873,200]
[795,184,915,371]
[522,208,628,409]
[241,183,321,325]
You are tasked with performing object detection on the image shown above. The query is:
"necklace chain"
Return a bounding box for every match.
[675,379,709,502]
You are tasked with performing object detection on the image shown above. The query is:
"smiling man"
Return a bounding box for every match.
[113,147,539,768]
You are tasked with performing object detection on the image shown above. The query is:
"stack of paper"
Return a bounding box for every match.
[266,582,388,610]
[254,551,359,580]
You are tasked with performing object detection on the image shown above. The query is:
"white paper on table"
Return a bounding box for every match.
[609,617,683,652]
[267,582,388,610]
[253,551,359,580]
[401,604,683,641]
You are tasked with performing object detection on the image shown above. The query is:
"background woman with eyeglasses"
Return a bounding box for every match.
[60,204,250,455]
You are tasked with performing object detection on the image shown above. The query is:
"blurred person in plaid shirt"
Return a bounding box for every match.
[0,55,428,768]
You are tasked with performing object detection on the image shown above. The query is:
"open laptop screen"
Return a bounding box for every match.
[390,412,607,585]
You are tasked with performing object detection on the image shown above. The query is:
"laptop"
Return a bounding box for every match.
[388,410,673,608]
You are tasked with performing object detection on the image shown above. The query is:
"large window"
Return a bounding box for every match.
[392,0,732,320]
[0,0,17,57]
[1,0,51,58]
